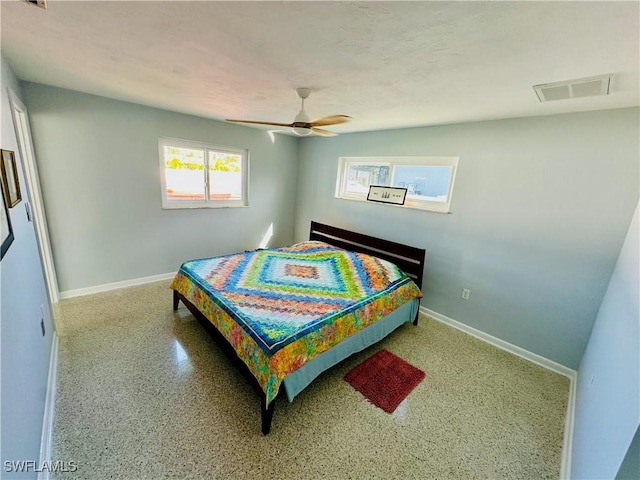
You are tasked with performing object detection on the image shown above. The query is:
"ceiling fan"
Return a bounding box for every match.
[226,88,351,137]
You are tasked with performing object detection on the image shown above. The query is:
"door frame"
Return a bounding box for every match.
[7,88,60,303]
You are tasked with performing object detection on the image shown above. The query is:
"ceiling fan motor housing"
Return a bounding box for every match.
[296,87,311,99]
[292,106,312,135]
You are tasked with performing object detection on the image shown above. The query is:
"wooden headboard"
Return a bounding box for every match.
[309,221,426,289]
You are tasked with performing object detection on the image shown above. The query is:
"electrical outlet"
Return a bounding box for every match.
[461,288,471,300]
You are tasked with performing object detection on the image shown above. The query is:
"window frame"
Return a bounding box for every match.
[335,156,458,213]
[159,137,249,209]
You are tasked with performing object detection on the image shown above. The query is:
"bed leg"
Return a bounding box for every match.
[413,309,419,326]
[173,290,180,311]
[261,396,275,435]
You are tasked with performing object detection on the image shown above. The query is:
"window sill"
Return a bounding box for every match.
[161,202,248,210]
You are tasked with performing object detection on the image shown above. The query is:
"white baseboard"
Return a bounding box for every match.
[420,307,575,377]
[38,333,59,480]
[560,369,577,480]
[59,272,176,299]
[420,306,576,479]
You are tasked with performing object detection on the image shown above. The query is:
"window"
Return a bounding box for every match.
[336,156,458,213]
[159,138,248,209]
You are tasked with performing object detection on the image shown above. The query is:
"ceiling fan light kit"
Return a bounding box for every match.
[292,127,312,137]
[226,88,351,137]
[292,91,313,136]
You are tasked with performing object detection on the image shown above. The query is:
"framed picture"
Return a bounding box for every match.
[1,149,22,207]
[366,185,408,205]
[0,176,14,260]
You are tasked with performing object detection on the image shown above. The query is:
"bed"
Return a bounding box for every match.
[171,221,426,434]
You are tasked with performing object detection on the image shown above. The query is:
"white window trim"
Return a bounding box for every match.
[159,137,249,209]
[335,156,458,213]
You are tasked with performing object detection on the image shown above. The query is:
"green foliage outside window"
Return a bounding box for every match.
[209,155,241,172]
[165,157,204,170]
[165,149,241,172]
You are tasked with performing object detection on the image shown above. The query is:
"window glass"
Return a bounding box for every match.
[391,165,453,203]
[163,146,205,200]
[208,151,243,201]
[345,164,390,194]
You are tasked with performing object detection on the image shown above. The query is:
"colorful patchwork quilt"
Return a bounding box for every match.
[171,241,422,405]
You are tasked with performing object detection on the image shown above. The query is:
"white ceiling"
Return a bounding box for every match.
[1,1,638,134]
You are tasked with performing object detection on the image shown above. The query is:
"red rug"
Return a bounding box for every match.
[344,349,425,413]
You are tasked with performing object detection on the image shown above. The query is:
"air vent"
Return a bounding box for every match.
[24,0,47,9]
[533,74,612,102]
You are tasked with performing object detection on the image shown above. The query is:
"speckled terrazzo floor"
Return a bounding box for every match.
[51,281,569,479]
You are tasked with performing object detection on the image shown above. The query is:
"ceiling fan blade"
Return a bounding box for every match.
[309,115,352,127]
[226,119,294,128]
[311,127,338,137]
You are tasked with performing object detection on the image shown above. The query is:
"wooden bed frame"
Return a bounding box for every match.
[309,221,425,290]
[172,221,426,435]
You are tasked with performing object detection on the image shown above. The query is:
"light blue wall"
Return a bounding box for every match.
[572,201,639,479]
[1,57,55,478]
[20,82,299,293]
[295,108,639,369]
